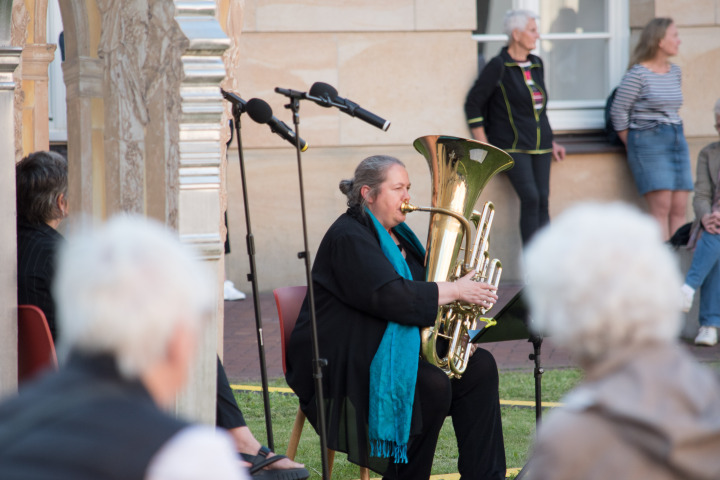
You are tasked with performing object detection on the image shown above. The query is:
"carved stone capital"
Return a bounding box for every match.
[62,56,104,98]
[19,43,57,80]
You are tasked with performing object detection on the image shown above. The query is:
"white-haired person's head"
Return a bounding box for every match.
[524,202,683,366]
[504,9,538,38]
[53,215,214,381]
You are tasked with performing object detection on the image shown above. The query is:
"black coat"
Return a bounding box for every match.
[17,219,65,340]
[464,47,554,154]
[285,207,438,472]
[0,354,186,479]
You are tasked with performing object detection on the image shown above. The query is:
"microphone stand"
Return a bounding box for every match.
[280,91,331,480]
[528,333,544,425]
[227,101,275,451]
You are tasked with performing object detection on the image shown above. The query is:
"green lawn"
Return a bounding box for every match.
[233,368,584,479]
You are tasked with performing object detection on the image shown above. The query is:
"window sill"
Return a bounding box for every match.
[555,131,626,155]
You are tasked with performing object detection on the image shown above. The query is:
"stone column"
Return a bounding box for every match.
[0,42,21,396]
[58,0,229,423]
[62,55,104,218]
[173,0,230,424]
[12,0,56,157]
[20,43,56,153]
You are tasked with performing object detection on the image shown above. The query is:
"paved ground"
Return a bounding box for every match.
[222,292,720,384]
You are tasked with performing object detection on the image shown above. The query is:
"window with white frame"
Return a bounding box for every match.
[47,0,66,143]
[473,0,629,132]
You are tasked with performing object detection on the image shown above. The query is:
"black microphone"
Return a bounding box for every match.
[274,87,308,100]
[246,98,308,152]
[309,82,391,131]
[221,89,247,110]
[308,82,338,108]
[275,86,335,108]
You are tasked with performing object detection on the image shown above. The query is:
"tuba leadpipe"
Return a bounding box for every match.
[400,203,475,273]
[404,135,513,378]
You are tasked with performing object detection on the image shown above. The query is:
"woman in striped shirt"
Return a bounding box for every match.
[611,18,693,241]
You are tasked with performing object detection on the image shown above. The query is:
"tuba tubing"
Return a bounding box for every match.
[400,203,475,272]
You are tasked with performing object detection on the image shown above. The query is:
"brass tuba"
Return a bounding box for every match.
[402,135,514,378]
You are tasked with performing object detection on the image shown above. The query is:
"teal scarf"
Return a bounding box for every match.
[366,208,426,464]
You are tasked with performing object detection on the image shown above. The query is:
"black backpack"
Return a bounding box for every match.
[604,87,624,146]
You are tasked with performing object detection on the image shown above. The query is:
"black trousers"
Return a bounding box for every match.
[216,356,246,429]
[506,152,552,245]
[384,348,506,480]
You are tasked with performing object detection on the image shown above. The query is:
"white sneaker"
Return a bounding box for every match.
[681,284,695,313]
[223,280,246,301]
[694,326,718,347]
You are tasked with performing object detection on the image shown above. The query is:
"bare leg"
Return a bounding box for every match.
[644,190,672,241]
[228,426,306,470]
[669,190,691,238]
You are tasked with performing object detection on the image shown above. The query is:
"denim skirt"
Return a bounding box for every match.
[627,123,693,195]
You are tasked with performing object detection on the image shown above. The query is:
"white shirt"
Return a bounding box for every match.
[146,425,250,480]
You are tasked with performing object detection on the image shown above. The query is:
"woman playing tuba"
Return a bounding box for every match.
[285,152,507,480]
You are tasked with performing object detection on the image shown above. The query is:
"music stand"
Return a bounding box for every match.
[472,284,544,425]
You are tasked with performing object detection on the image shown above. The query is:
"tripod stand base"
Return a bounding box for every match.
[513,335,544,480]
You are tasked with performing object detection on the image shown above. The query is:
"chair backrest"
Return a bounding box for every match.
[272,286,307,375]
[18,305,58,383]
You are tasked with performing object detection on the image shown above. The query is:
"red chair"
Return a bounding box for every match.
[273,286,369,480]
[17,305,58,383]
[274,286,307,376]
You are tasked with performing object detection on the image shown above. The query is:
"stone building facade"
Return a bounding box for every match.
[1,0,719,421]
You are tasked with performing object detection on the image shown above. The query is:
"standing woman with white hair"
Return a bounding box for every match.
[522,203,720,479]
[610,18,693,241]
[465,9,566,245]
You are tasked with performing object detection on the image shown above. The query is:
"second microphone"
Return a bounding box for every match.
[246,98,308,152]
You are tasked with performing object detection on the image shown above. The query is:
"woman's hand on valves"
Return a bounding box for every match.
[455,270,498,308]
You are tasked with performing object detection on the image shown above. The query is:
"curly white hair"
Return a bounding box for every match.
[524,202,683,365]
[54,215,214,379]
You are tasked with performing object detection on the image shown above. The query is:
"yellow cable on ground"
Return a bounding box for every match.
[230,384,563,408]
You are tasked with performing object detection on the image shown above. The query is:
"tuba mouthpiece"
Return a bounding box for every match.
[401,202,418,213]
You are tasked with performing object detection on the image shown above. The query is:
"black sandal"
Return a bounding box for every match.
[240,446,310,479]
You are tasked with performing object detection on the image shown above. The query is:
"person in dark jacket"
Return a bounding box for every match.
[465,9,565,245]
[0,215,249,480]
[285,155,506,480]
[16,151,68,340]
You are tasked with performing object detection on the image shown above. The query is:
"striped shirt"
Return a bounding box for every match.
[610,63,683,131]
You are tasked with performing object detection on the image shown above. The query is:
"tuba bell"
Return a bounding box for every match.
[402,135,514,378]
